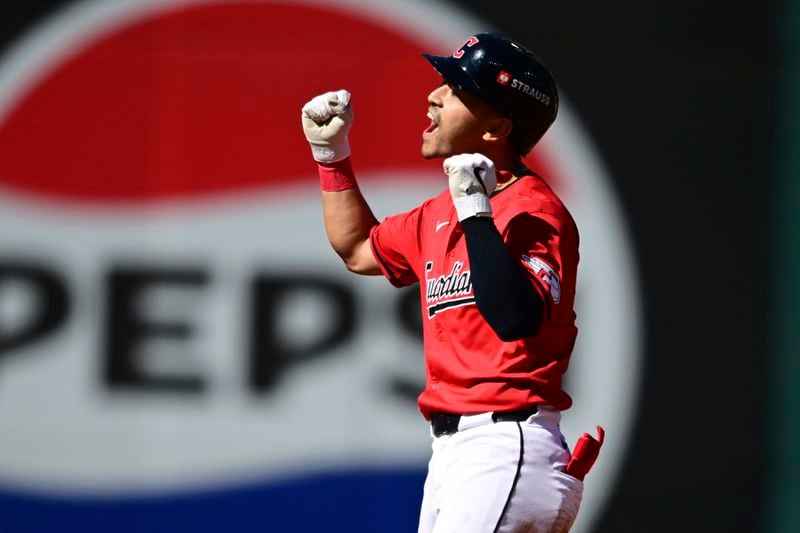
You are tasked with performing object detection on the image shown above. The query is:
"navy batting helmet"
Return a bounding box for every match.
[423,33,559,155]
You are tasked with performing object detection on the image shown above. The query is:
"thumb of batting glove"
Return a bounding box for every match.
[444,153,498,221]
[301,89,353,163]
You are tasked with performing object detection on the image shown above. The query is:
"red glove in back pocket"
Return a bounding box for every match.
[565,426,605,481]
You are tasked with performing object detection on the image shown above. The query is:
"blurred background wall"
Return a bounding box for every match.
[0,1,785,532]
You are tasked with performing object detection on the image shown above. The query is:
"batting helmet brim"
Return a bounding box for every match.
[422,53,490,104]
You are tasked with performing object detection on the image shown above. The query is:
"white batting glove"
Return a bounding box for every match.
[301,89,353,163]
[444,153,498,221]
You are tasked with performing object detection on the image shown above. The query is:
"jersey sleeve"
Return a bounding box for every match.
[502,211,571,319]
[369,203,425,287]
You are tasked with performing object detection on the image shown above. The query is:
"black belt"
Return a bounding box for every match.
[430,407,538,437]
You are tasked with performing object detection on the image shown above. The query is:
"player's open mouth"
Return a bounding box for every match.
[423,111,439,137]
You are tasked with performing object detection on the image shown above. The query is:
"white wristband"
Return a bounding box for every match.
[453,194,493,221]
[309,140,351,164]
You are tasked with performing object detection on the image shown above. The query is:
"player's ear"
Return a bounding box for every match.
[482,116,513,143]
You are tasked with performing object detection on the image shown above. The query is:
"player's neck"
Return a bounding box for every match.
[481,146,524,175]
[484,150,526,190]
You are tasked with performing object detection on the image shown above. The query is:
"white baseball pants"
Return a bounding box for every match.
[418,407,583,533]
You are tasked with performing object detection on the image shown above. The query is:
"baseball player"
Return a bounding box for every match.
[302,32,592,532]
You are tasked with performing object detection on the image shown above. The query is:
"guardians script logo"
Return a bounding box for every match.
[424,261,474,318]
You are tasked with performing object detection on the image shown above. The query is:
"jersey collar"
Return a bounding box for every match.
[492,169,530,197]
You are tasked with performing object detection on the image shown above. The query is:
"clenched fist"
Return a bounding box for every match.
[444,153,497,221]
[301,89,353,163]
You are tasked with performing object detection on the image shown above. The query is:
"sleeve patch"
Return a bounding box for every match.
[521,255,561,304]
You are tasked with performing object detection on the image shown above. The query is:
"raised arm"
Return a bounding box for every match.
[301,90,380,275]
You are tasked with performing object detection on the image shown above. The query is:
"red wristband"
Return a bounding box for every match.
[318,158,358,192]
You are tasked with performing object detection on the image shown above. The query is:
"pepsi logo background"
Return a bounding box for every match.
[0,1,642,532]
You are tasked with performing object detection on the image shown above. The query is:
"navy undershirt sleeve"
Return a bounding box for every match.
[461,217,544,341]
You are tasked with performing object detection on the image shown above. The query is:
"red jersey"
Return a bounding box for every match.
[369,170,579,420]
